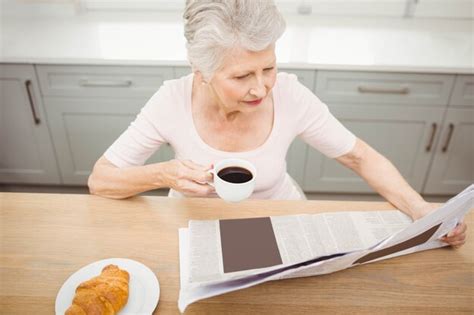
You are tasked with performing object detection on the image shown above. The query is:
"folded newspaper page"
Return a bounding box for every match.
[178,184,473,312]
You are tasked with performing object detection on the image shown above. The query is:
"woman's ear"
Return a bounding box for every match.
[194,70,208,85]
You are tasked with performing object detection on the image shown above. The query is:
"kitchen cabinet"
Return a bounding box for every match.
[0,64,60,184]
[301,70,456,193]
[286,137,308,186]
[36,65,174,98]
[449,75,474,108]
[423,108,474,194]
[37,65,175,185]
[315,70,454,106]
[423,75,474,194]
[303,105,446,192]
[2,63,470,196]
[43,98,174,184]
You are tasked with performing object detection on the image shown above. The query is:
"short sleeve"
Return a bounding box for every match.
[104,88,168,168]
[288,74,356,158]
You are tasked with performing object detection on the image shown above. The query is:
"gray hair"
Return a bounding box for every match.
[183,0,286,80]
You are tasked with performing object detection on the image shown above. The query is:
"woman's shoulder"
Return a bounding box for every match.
[133,73,192,141]
[151,73,192,102]
[274,71,328,121]
[142,73,192,113]
[163,73,193,94]
[274,71,309,99]
[275,71,298,86]
[274,71,319,107]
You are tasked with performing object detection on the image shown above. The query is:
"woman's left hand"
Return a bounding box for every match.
[440,222,467,248]
[411,202,468,248]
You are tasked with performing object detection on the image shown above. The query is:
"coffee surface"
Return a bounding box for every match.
[218,167,253,184]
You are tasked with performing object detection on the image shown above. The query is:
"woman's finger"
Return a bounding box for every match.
[447,233,466,240]
[449,239,466,248]
[459,222,467,234]
[447,222,467,238]
[442,234,466,247]
[180,180,215,197]
[179,160,213,183]
[183,168,213,184]
[444,233,466,243]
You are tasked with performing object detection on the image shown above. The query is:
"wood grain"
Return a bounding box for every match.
[0,193,472,314]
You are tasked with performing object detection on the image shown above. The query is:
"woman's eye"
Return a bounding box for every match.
[235,74,249,79]
[264,67,274,71]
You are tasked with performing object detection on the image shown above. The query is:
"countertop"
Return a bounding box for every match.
[0,192,473,314]
[1,12,474,74]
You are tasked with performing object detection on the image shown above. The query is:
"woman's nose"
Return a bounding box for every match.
[250,78,267,98]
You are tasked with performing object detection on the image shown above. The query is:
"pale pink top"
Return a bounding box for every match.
[104,72,356,200]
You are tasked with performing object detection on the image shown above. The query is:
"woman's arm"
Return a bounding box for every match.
[336,138,467,247]
[88,156,213,199]
[335,138,426,218]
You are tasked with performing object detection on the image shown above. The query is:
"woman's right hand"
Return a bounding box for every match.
[160,159,214,197]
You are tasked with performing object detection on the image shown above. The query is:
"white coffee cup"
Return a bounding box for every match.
[208,158,256,202]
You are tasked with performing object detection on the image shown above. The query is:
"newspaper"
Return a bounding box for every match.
[178,184,473,312]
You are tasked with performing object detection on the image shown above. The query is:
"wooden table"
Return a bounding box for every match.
[0,193,472,314]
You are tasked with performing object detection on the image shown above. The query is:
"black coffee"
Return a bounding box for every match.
[218,167,253,184]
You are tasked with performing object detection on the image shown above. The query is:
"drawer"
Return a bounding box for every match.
[36,65,174,98]
[315,71,455,106]
[449,75,474,107]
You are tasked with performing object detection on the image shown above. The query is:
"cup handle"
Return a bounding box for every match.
[207,169,215,187]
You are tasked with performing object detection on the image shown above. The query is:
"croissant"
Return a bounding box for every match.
[65,264,130,315]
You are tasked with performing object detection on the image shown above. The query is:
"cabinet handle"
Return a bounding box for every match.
[358,85,410,95]
[79,79,132,87]
[25,80,40,125]
[425,123,437,152]
[441,123,455,153]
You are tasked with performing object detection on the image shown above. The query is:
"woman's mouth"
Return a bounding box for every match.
[243,98,263,106]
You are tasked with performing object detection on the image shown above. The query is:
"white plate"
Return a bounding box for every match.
[56,258,160,315]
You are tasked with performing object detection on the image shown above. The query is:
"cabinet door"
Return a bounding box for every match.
[0,64,60,184]
[303,105,445,193]
[286,138,308,186]
[44,98,174,185]
[424,109,474,194]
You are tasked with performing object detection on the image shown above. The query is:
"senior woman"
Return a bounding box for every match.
[88,0,466,247]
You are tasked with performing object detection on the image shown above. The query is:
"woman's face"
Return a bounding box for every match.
[207,45,277,114]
